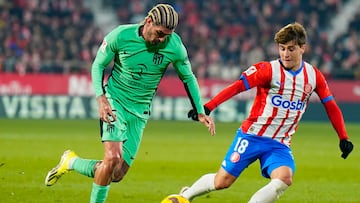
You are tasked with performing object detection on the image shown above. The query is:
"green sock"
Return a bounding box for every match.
[90,182,110,203]
[72,158,98,178]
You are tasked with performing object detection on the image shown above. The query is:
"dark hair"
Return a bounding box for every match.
[146,4,178,30]
[274,22,307,46]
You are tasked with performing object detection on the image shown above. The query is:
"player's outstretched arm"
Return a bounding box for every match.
[323,99,354,159]
[187,106,211,121]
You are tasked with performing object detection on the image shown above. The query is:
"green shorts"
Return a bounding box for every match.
[100,98,148,166]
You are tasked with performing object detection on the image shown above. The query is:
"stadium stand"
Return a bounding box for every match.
[0,0,102,74]
[0,0,359,80]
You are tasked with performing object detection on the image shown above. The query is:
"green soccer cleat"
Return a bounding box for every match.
[45,150,78,186]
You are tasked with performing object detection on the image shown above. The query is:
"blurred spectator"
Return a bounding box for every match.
[0,0,102,74]
[1,0,359,80]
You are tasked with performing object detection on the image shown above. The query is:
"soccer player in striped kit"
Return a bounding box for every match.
[44,4,215,203]
[184,22,354,202]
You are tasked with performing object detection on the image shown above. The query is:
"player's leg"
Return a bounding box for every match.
[248,167,291,203]
[180,168,236,201]
[248,140,295,203]
[90,105,147,203]
[90,141,123,203]
[45,150,80,186]
[111,158,129,182]
[181,129,259,201]
[45,150,107,186]
[110,109,147,183]
[90,101,129,203]
[44,108,118,186]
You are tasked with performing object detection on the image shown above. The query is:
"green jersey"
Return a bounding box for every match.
[92,24,205,118]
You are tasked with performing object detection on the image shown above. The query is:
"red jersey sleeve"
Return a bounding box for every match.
[314,68,348,140]
[205,62,272,111]
[241,62,272,89]
[314,68,332,101]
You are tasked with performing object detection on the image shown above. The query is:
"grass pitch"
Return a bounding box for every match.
[0,119,359,203]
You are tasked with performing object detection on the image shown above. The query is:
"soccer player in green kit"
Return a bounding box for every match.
[44,4,215,203]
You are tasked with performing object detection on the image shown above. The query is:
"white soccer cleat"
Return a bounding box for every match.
[180,186,190,195]
[44,150,78,186]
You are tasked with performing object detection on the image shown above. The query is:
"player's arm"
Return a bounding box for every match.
[91,32,118,97]
[205,79,247,111]
[314,68,354,159]
[173,44,215,135]
[91,29,119,123]
[205,62,271,111]
[187,62,271,123]
[172,44,205,115]
[187,76,249,120]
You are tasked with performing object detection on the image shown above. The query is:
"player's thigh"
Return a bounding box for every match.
[221,129,261,177]
[260,142,295,179]
[122,112,148,166]
[100,99,128,142]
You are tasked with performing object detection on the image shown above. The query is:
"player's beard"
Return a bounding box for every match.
[150,40,160,45]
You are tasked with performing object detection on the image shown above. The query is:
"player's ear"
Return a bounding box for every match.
[145,16,153,25]
[300,44,306,54]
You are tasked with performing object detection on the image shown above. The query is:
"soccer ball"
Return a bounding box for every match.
[160,194,190,203]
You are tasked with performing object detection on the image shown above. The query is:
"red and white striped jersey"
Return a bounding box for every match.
[240,59,332,146]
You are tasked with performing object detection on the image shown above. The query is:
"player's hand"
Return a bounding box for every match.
[198,114,216,136]
[187,106,211,121]
[339,139,353,159]
[96,94,117,124]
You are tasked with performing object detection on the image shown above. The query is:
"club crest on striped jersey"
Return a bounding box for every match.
[304,83,312,94]
[244,66,257,76]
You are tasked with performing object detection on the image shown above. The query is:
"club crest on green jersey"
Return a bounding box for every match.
[153,51,164,65]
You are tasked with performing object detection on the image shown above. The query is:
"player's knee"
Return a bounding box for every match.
[272,175,292,186]
[276,174,293,186]
[214,177,234,190]
[214,182,231,190]
[111,167,127,182]
[270,166,293,186]
[111,162,129,183]
[282,176,292,186]
[214,170,237,190]
[104,155,122,169]
[111,174,124,182]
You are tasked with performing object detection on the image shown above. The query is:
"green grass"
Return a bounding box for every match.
[0,119,359,203]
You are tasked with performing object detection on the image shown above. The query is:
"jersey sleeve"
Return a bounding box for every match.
[205,80,246,111]
[172,42,205,114]
[240,61,272,90]
[313,68,333,103]
[205,62,272,111]
[91,27,120,97]
[314,68,348,140]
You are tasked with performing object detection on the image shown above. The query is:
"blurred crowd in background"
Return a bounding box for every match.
[1,0,359,80]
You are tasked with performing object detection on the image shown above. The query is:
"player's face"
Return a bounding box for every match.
[143,19,173,45]
[148,25,172,45]
[278,40,305,71]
